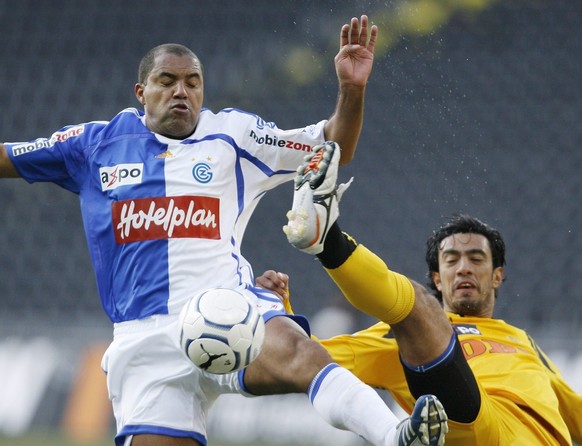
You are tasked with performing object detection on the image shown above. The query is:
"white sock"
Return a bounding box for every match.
[309,364,401,446]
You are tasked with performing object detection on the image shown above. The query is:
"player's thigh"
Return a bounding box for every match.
[104,317,221,443]
[131,434,203,445]
[244,315,332,394]
[446,383,499,445]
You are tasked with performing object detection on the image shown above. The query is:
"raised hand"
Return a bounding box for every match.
[335,15,378,88]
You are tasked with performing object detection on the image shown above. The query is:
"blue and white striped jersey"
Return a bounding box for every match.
[6,107,325,322]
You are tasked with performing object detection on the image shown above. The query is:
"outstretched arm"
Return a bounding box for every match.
[0,144,20,178]
[325,15,377,165]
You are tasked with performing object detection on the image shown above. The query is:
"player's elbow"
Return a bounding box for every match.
[339,152,354,165]
[0,144,20,178]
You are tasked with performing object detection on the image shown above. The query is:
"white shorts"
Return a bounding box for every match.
[101,286,309,446]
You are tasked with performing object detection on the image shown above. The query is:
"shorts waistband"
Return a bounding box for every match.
[113,314,179,335]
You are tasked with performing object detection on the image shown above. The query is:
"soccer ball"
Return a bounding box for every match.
[179,288,266,374]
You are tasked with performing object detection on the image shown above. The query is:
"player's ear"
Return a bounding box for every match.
[431,272,443,291]
[135,83,145,105]
[492,266,504,289]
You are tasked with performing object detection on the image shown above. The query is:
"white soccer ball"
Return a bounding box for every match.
[179,288,266,374]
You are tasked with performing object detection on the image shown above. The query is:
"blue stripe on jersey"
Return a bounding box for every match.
[239,147,296,177]
[184,132,295,179]
[82,121,171,322]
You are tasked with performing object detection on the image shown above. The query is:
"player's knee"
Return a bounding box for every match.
[279,336,333,391]
[260,318,333,389]
[267,319,330,365]
[291,336,333,373]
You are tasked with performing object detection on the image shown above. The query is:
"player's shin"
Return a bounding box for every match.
[323,236,416,325]
[308,363,400,446]
[402,333,481,424]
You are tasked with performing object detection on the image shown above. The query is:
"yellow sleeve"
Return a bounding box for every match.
[324,243,415,324]
[281,293,294,315]
[551,375,582,443]
[540,349,582,442]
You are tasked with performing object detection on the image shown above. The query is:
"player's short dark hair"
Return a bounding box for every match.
[425,214,506,302]
[138,43,201,84]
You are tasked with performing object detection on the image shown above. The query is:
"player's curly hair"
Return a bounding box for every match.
[138,43,202,84]
[425,214,506,302]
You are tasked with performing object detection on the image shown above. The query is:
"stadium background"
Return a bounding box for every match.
[0,0,581,445]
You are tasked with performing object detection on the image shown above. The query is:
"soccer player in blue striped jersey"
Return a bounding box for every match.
[0,16,448,446]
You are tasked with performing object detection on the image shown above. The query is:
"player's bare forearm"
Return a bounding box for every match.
[326,15,377,165]
[324,85,365,164]
[0,144,20,178]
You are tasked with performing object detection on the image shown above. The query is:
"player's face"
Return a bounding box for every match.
[432,233,504,317]
[135,52,204,139]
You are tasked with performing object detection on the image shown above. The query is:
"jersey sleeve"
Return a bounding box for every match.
[4,122,101,193]
[551,375,582,443]
[538,347,582,442]
[526,335,582,442]
[238,113,327,173]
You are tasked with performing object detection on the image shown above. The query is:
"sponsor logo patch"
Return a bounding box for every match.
[100,163,144,191]
[11,125,85,156]
[192,162,213,183]
[453,324,482,336]
[155,150,175,159]
[112,195,220,244]
[249,130,313,153]
[254,116,276,130]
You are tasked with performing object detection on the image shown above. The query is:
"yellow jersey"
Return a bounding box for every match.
[320,312,582,445]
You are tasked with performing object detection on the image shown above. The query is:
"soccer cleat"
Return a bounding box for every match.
[283,141,352,255]
[393,395,448,446]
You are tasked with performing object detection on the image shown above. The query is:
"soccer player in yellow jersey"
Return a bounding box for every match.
[265,141,582,445]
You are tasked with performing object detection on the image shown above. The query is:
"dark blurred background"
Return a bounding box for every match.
[0,0,581,442]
